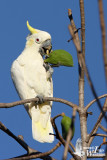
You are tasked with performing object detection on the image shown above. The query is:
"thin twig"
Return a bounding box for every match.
[98,0,107,82]
[68,12,107,122]
[91,133,107,138]
[69,142,76,152]
[87,113,103,144]
[0,122,32,153]
[0,121,58,160]
[51,115,80,160]
[63,109,77,160]
[79,0,85,57]
[52,113,63,121]
[98,142,107,150]
[86,98,107,145]
[85,94,107,111]
[68,7,87,160]
[99,124,107,132]
[52,112,76,152]
[8,142,61,160]
[79,53,107,121]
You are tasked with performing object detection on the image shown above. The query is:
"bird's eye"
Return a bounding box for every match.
[35,38,41,44]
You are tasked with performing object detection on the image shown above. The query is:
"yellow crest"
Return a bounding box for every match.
[27,21,38,34]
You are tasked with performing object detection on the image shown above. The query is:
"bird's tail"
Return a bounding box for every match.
[29,102,54,143]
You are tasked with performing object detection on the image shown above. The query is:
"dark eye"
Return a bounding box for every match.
[36,38,39,42]
[35,37,41,44]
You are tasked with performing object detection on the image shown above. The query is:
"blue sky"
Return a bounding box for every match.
[0,0,107,159]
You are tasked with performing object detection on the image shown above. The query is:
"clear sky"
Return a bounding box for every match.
[0,0,107,160]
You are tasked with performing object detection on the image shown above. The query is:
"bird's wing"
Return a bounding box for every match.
[11,59,27,100]
[11,59,32,114]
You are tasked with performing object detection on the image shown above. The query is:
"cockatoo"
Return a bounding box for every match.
[11,21,54,143]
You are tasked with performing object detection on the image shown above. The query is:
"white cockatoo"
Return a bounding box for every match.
[11,21,54,143]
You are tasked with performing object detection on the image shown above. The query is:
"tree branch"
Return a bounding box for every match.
[99,124,107,132]
[0,122,32,154]
[85,94,107,111]
[63,108,77,160]
[0,121,58,160]
[79,0,85,57]
[86,98,107,145]
[91,133,107,138]
[98,0,107,82]
[0,97,78,110]
[8,142,61,160]
[51,114,80,160]
[68,7,87,160]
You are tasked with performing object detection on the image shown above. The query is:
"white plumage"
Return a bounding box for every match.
[11,22,54,143]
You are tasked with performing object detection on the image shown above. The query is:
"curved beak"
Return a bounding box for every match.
[40,39,52,56]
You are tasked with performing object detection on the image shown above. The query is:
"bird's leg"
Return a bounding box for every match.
[36,95,44,104]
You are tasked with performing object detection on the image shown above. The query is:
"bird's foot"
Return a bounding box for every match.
[36,95,44,104]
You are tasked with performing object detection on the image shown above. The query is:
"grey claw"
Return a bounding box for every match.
[36,95,44,104]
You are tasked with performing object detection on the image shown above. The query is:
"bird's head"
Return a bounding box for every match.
[26,21,52,56]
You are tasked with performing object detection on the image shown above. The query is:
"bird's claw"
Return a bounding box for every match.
[36,95,44,104]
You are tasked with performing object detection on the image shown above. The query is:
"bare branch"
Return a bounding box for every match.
[0,121,32,153]
[86,98,107,145]
[99,124,107,132]
[0,122,58,160]
[8,142,61,160]
[51,115,80,160]
[91,133,107,138]
[68,12,107,122]
[87,113,103,145]
[85,94,107,111]
[52,113,63,121]
[98,0,107,82]
[0,97,78,110]
[69,142,76,152]
[63,109,77,160]
[68,7,87,160]
[79,0,85,57]
[79,53,107,121]
[52,113,76,152]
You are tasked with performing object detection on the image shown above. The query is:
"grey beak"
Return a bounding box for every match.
[39,39,52,56]
[42,39,52,51]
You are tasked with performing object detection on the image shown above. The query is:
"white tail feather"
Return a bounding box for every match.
[32,117,54,143]
[31,104,54,143]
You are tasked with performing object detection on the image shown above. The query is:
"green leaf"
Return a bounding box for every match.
[61,115,75,140]
[44,49,73,67]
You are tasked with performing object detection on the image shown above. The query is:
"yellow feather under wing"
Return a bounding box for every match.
[32,117,54,143]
